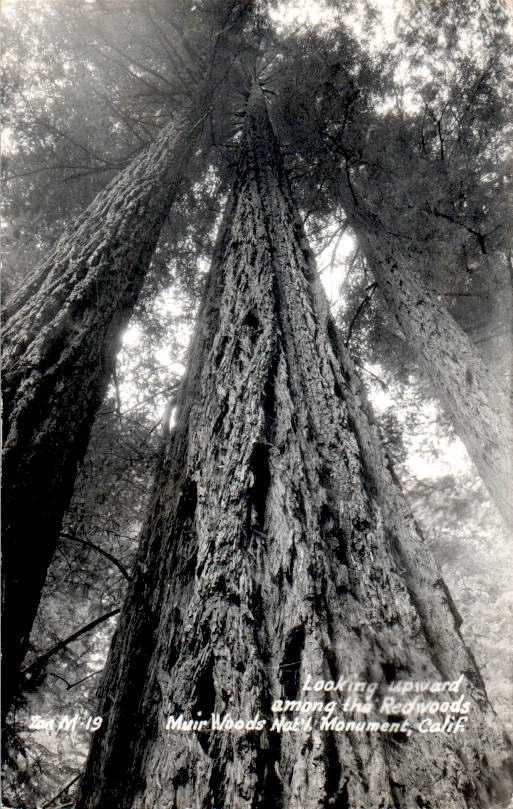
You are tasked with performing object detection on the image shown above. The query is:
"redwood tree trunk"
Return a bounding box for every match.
[1,106,198,719]
[346,208,513,531]
[77,87,512,809]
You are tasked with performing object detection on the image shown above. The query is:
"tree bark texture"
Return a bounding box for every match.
[1,105,198,719]
[344,205,513,531]
[77,87,512,809]
[1,0,253,720]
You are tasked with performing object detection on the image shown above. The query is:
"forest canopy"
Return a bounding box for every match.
[1,0,512,806]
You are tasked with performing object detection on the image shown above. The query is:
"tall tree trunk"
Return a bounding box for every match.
[345,204,513,530]
[1,106,198,721]
[77,86,512,809]
[1,0,251,719]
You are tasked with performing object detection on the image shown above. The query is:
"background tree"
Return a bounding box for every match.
[2,283,193,802]
[268,0,513,527]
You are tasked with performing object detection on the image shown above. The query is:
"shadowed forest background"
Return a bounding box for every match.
[1,0,513,805]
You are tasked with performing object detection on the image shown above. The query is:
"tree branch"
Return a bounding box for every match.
[22,609,120,678]
[42,774,81,809]
[429,207,490,254]
[345,158,359,208]
[60,532,130,580]
[345,282,377,346]
[65,668,103,691]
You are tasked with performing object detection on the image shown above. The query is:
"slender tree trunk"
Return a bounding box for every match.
[1,0,251,718]
[345,206,513,530]
[77,86,512,809]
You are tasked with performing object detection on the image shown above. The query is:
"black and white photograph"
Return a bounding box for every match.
[1,1,513,807]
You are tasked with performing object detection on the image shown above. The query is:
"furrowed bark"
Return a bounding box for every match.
[77,87,512,809]
[345,206,513,531]
[1,0,252,718]
[1,106,198,720]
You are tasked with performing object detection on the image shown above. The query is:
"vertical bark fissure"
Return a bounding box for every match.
[77,87,512,809]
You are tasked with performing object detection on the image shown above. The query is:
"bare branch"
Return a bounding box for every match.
[22,609,120,678]
[59,532,130,580]
[345,282,378,346]
[42,774,81,809]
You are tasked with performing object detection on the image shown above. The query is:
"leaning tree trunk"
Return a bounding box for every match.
[344,204,513,531]
[1,0,251,719]
[77,86,512,809]
[1,107,198,720]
